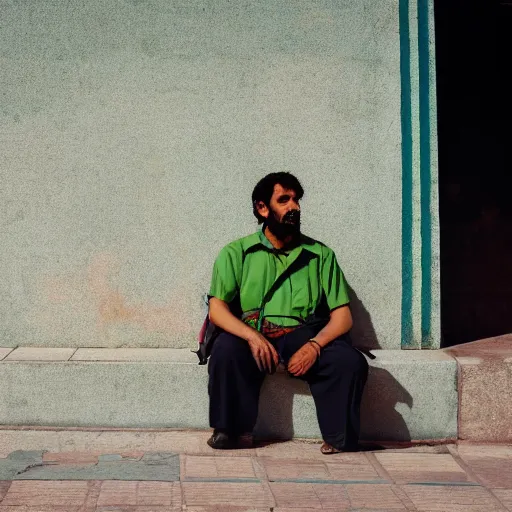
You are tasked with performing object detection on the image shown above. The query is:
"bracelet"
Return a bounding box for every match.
[308,339,322,354]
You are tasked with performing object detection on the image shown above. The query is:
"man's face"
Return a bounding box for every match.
[258,183,301,238]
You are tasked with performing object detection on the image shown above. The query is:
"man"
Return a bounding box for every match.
[207,172,368,453]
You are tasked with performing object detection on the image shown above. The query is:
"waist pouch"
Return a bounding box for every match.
[193,311,329,365]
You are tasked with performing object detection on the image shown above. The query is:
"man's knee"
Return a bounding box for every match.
[209,332,251,365]
[326,341,369,376]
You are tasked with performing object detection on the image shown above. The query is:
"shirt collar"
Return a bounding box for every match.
[241,226,322,256]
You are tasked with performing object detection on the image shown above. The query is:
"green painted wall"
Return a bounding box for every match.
[0,0,438,349]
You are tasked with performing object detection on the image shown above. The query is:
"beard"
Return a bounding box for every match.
[265,208,301,240]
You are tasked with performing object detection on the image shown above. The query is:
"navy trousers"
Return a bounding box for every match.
[207,324,368,451]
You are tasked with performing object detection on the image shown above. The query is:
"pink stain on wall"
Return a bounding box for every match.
[86,252,191,336]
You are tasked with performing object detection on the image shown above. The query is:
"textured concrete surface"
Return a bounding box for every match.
[0,451,44,481]
[456,444,512,489]
[4,348,76,361]
[71,348,198,362]
[0,361,210,430]
[361,350,458,441]
[446,334,512,442]
[12,452,180,482]
[0,349,457,441]
[0,440,511,511]
[0,0,439,351]
[0,350,13,361]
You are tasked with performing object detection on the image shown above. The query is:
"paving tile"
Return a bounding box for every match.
[99,454,125,462]
[6,451,44,461]
[140,452,179,465]
[184,456,256,479]
[0,349,14,361]
[273,509,322,512]
[323,452,376,465]
[137,481,181,506]
[272,509,321,512]
[0,452,44,481]
[4,347,75,361]
[182,482,273,507]
[256,442,326,460]
[71,348,197,362]
[81,480,102,512]
[0,507,75,511]
[270,483,322,508]
[185,508,270,512]
[96,508,181,512]
[211,448,259,457]
[262,453,381,483]
[0,481,11,501]
[262,459,329,481]
[389,484,418,510]
[311,483,351,509]
[42,451,101,464]
[375,453,470,483]
[85,480,140,508]
[457,445,512,459]
[345,484,406,509]
[402,484,503,511]
[494,489,512,511]
[15,453,180,481]
[372,444,452,454]
[458,456,512,488]
[1,480,88,507]
[96,481,181,507]
[325,458,382,482]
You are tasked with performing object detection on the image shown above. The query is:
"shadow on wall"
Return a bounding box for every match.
[253,289,413,442]
[360,366,412,442]
[348,287,413,441]
[254,367,412,443]
[347,284,380,351]
[254,372,310,440]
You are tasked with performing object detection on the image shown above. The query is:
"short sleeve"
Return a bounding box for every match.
[208,244,242,303]
[321,248,350,310]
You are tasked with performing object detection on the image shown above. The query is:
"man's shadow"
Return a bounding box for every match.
[254,286,413,443]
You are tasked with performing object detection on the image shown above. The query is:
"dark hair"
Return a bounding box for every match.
[251,172,304,224]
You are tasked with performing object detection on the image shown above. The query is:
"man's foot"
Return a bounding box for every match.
[207,430,238,450]
[320,442,343,454]
[320,441,385,454]
[207,430,254,450]
[237,432,254,449]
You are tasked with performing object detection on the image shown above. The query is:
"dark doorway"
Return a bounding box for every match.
[435,0,512,347]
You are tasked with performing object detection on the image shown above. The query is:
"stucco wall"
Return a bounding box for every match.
[1,0,408,349]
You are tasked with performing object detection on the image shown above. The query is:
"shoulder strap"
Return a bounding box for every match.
[256,250,315,331]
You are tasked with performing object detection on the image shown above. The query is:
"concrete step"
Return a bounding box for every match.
[0,347,458,442]
[446,333,512,443]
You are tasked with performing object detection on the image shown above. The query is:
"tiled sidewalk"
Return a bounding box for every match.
[0,433,511,511]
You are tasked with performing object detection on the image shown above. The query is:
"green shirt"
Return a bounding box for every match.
[209,228,350,328]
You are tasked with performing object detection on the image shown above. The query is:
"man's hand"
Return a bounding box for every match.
[247,332,279,373]
[287,342,320,377]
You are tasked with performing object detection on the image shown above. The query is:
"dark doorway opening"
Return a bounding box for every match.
[435,0,512,347]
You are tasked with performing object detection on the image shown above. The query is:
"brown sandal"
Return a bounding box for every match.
[320,442,342,454]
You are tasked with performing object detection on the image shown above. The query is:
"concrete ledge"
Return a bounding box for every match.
[4,348,76,361]
[0,348,14,361]
[446,334,512,443]
[0,348,458,442]
[71,348,198,362]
